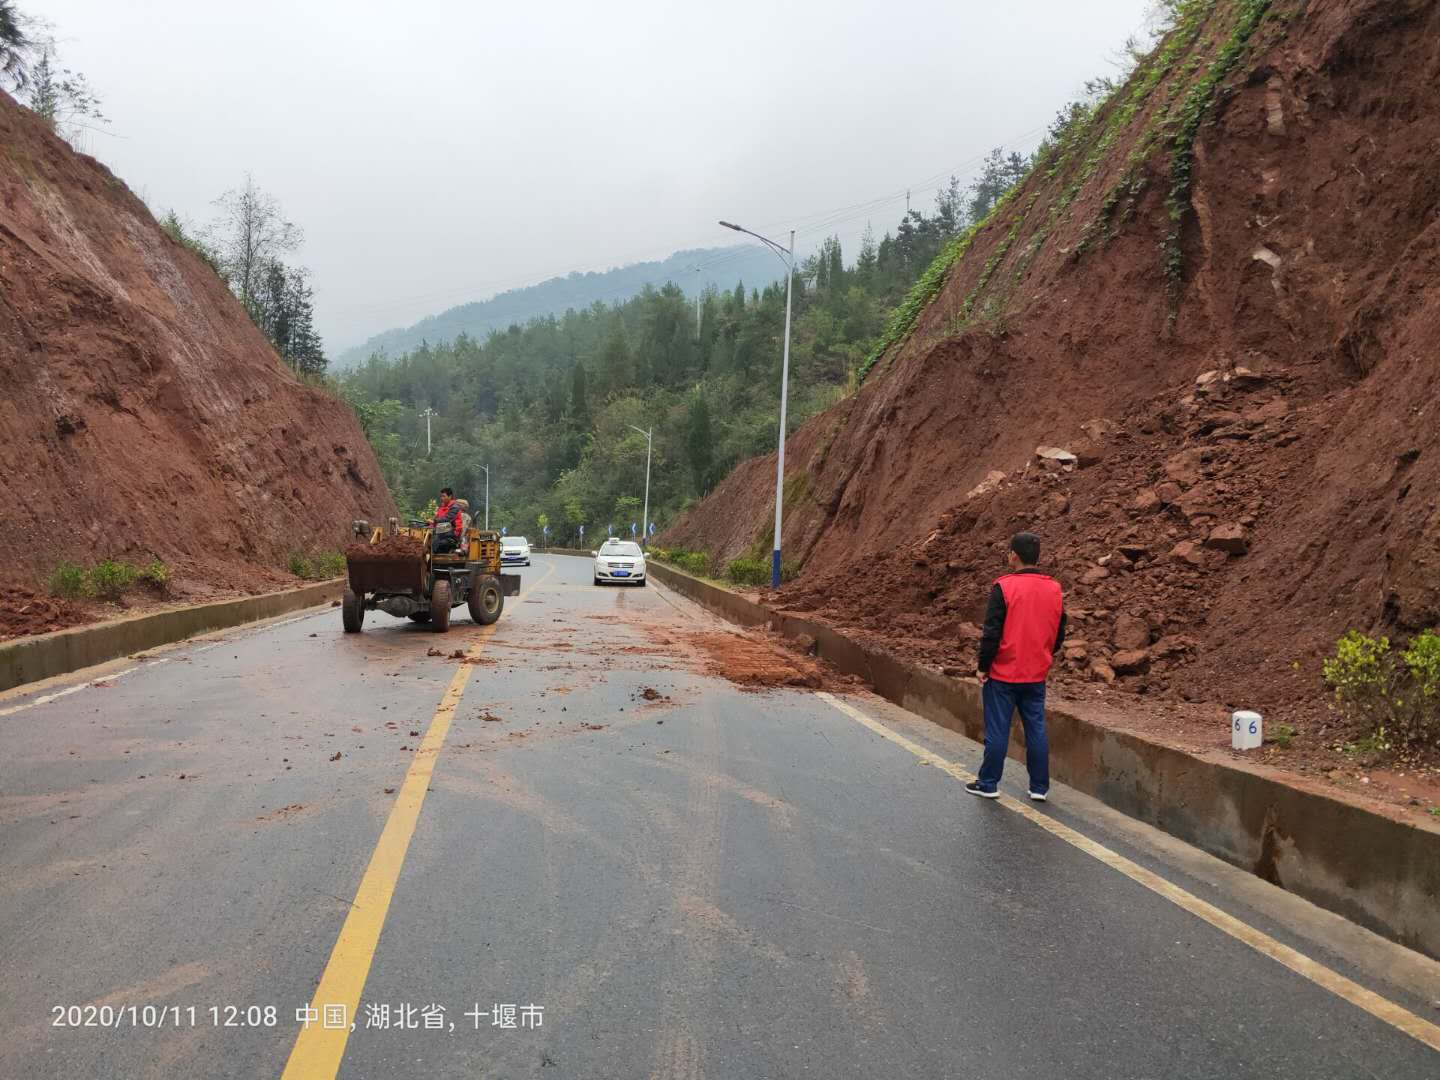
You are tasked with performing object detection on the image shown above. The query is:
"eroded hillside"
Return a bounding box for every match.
[660,0,1440,724]
[0,90,394,635]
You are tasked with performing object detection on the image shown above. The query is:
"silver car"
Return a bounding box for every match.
[501,536,531,566]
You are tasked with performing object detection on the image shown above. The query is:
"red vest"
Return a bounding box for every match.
[991,571,1064,682]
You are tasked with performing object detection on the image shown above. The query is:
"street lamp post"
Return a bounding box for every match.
[627,424,653,545]
[719,220,794,588]
[478,464,490,530]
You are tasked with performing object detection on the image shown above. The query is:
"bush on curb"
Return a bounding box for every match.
[1323,629,1440,751]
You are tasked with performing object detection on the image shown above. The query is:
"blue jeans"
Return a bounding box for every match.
[977,678,1049,794]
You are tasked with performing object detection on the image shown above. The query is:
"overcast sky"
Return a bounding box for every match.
[36,0,1152,350]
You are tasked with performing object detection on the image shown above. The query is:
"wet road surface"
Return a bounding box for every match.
[2,554,1438,1079]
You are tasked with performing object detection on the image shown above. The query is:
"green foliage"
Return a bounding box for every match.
[48,561,88,599]
[724,557,770,587]
[1164,0,1272,299]
[1265,722,1295,749]
[288,551,346,580]
[89,559,138,600]
[48,558,171,601]
[857,221,983,381]
[138,559,171,592]
[161,211,228,282]
[1323,630,1440,752]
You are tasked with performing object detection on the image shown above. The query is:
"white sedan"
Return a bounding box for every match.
[501,536,531,566]
[593,540,646,586]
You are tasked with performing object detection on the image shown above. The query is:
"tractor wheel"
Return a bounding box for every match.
[468,576,504,625]
[407,611,432,624]
[342,589,364,633]
[430,579,452,633]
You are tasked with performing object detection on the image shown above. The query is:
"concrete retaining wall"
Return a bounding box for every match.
[0,580,344,693]
[643,558,1440,960]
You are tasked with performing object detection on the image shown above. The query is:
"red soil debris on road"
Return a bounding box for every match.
[660,627,829,692]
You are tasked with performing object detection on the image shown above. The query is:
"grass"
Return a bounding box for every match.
[1265,722,1296,749]
[47,558,171,601]
[288,551,347,580]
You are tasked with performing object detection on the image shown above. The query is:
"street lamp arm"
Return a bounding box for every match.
[718,220,793,268]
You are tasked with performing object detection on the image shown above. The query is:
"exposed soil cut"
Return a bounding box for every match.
[660,0,1440,792]
[0,90,394,638]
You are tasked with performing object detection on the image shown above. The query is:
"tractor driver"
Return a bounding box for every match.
[433,487,463,554]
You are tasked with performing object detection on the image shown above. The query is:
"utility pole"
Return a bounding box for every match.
[719,221,795,588]
[627,425,653,545]
[695,266,702,340]
[478,464,490,530]
[420,408,436,455]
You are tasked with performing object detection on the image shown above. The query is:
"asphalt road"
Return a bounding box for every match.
[2,554,1437,1079]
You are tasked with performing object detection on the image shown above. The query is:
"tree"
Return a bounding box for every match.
[967,148,1030,224]
[210,175,302,315]
[569,361,589,425]
[25,45,105,143]
[686,391,713,494]
[0,0,34,90]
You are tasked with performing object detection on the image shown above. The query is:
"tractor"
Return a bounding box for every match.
[341,518,521,633]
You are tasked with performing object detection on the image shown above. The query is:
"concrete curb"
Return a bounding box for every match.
[0,579,345,693]
[641,558,1440,960]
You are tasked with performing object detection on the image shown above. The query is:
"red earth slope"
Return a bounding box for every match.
[660,0,1440,737]
[0,90,395,636]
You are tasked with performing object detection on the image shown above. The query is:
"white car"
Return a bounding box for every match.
[593,540,646,586]
[501,536,531,566]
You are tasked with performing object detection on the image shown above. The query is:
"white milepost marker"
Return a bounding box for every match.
[1232,710,1263,751]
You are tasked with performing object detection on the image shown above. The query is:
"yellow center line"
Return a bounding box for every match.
[814,691,1440,1056]
[281,562,556,1079]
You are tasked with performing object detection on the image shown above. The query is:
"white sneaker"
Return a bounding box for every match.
[1029,790,1048,802]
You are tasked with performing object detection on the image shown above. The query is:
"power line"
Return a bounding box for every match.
[330,125,1054,337]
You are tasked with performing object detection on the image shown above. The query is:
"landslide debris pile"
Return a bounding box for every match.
[0,89,394,631]
[661,0,1440,725]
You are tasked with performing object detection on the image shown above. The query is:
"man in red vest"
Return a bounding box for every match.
[432,487,463,554]
[967,531,1067,802]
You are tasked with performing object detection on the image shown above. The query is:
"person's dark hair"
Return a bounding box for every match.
[440,486,453,498]
[1010,531,1041,566]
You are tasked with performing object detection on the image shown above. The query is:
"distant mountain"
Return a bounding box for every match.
[334,244,786,367]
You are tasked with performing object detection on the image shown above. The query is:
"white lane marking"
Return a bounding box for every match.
[0,660,170,718]
[0,607,329,719]
[814,691,1440,1055]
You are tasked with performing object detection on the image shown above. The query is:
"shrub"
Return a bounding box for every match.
[1323,629,1440,751]
[724,557,769,587]
[138,559,171,592]
[89,559,138,600]
[311,551,347,579]
[287,553,313,579]
[49,562,89,599]
[1397,630,1440,746]
[676,551,711,577]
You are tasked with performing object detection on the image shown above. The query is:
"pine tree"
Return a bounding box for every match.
[686,391,714,495]
[569,362,590,426]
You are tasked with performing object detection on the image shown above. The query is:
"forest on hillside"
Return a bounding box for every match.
[340,150,1033,543]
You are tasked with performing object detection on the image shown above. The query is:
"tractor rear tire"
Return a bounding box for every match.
[431,579,452,633]
[342,589,364,633]
[469,576,503,625]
